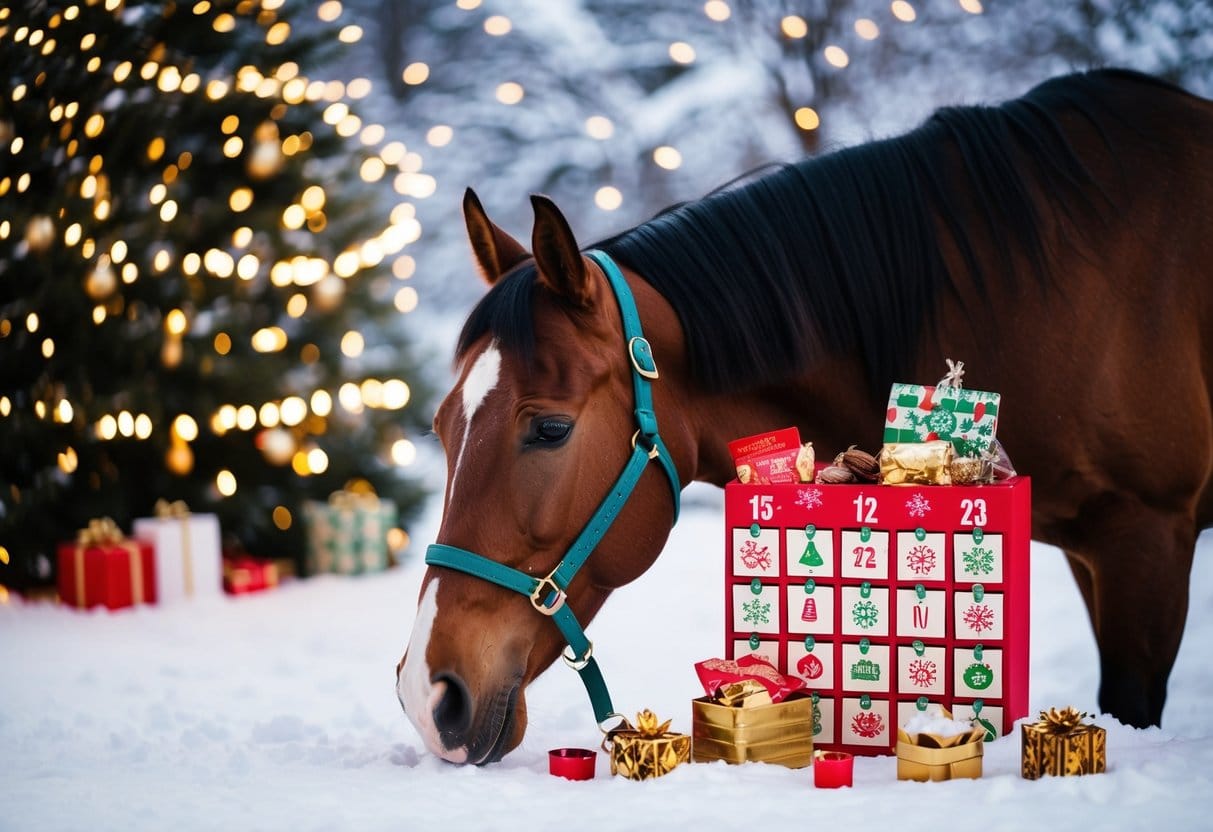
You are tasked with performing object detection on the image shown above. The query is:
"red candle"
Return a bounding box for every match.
[548,748,597,780]
[813,750,854,788]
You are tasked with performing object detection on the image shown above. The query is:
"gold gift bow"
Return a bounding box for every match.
[604,710,688,780]
[154,499,194,596]
[74,517,144,608]
[1034,707,1095,734]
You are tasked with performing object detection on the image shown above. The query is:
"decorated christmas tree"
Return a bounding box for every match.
[0,0,432,591]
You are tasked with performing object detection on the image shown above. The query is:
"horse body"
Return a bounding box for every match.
[399,69,1213,763]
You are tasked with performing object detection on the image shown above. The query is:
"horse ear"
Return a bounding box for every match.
[463,188,530,286]
[530,194,595,309]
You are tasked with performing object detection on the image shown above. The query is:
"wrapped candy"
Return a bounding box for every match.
[1021,707,1106,779]
[880,441,954,485]
[694,655,806,703]
[896,705,985,781]
[605,709,690,781]
[729,427,814,484]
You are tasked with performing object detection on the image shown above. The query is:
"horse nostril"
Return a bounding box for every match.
[431,672,473,743]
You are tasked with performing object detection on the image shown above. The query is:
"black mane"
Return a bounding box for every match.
[458,69,1168,392]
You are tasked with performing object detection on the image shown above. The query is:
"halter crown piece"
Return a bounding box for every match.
[425,249,681,729]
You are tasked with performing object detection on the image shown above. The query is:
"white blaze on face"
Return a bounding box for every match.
[446,342,501,505]
[397,578,468,763]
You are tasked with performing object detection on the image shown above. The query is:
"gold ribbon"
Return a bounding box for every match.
[154,499,194,596]
[1034,706,1094,734]
[73,517,143,607]
[633,709,673,739]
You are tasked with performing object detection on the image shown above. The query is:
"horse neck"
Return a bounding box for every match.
[678,355,885,486]
[632,278,878,487]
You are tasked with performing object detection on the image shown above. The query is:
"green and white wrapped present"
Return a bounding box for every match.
[303,491,398,575]
[883,360,1001,459]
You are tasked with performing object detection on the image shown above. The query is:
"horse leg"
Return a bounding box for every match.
[1062,550,1096,624]
[1068,503,1195,728]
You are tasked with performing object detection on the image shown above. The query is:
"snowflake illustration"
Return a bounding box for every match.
[907,658,938,688]
[795,487,824,511]
[742,597,772,626]
[851,711,885,739]
[962,603,996,633]
[961,545,996,576]
[923,407,958,437]
[851,599,880,630]
[905,544,937,576]
[738,540,772,571]
[905,492,932,518]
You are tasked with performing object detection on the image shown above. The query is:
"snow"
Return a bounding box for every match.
[903,704,981,738]
[3,483,1213,831]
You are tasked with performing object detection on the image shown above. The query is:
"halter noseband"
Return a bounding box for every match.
[425,249,681,729]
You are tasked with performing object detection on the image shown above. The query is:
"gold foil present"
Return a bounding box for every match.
[1021,707,1107,779]
[716,680,773,709]
[896,712,985,782]
[949,455,993,485]
[691,693,814,768]
[606,710,690,781]
[880,441,953,485]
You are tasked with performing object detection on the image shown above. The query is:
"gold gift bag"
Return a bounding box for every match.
[1021,707,1107,779]
[896,706,985,782]
[605,710,690,781]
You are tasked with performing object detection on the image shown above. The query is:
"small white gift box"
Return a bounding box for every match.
[133,500,222,603]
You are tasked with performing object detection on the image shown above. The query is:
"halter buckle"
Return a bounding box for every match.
[529,574,566,616]
[628,337,659,380]
[562,641,593,670]
[630,430,661,461]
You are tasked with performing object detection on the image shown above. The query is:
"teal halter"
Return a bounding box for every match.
[425,249,681,728]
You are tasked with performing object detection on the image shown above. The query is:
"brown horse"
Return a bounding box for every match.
[396,69,1213,764]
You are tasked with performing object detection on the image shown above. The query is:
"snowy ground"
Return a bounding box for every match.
[3,482,1212,832]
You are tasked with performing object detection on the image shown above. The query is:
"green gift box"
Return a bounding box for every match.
[303,491,397,575]
[883,362,1000,459]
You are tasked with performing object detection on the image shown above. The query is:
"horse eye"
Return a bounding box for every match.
[530,417,573,446]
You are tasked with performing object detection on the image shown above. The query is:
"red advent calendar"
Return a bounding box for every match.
[724,477,1030,755]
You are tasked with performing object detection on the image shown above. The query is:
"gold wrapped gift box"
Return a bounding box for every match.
[1021,707,1107,779]
[896,733,984,782]
[606,710,691,781]
[691,694,815,768]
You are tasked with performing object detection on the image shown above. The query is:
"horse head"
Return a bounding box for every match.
[396,190,689,764]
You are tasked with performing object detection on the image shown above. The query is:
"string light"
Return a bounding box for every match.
[483,15,512,36]
[781,15,808,39]
[855,19,880,39]
[402,62,429,85]
[653,146,682,170]
[4,0,430,563]
[495,82,524,105]
[891,1,917,22]
[704,1,731,22]
[824,45,850,68]
[425,125,453,147]
[669,42,696,64]
[958,0,983,12]
[795,107,821,130]
[585,115,614,140]
[595,186,623,211]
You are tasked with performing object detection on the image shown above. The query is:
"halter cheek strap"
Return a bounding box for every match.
[424,249,681,728]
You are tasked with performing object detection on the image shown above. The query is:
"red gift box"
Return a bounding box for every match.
[223,556,279,595]
[57,518,156,610]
